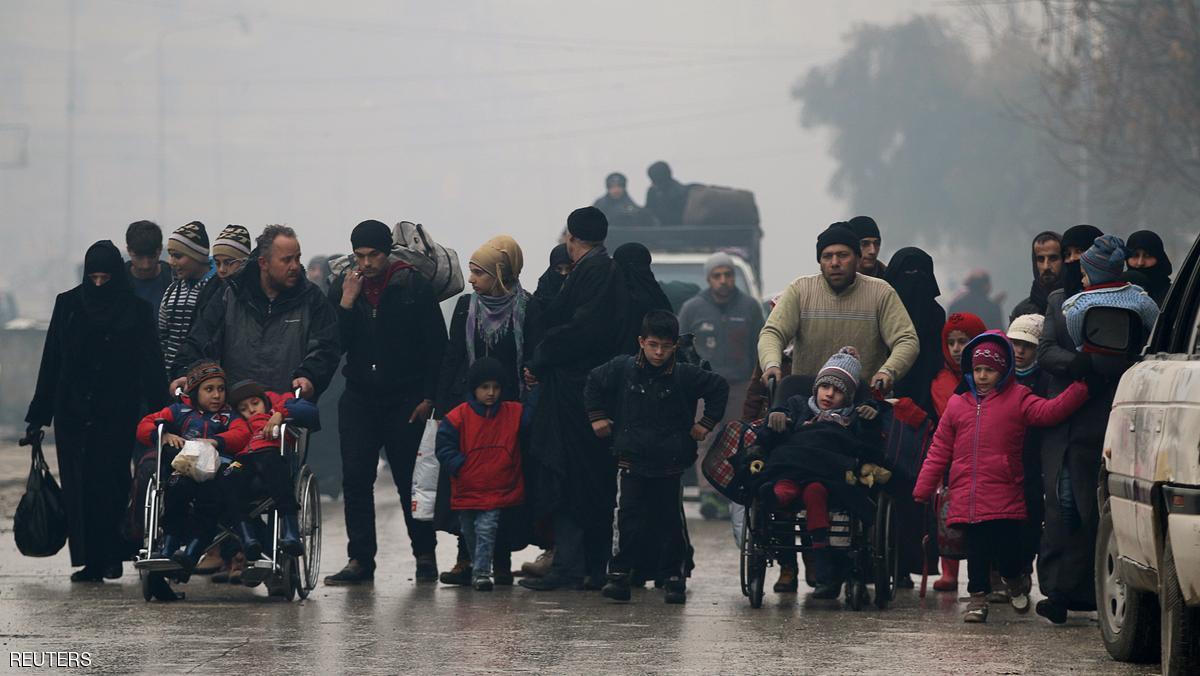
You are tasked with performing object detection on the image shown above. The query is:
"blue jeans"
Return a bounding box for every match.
[459,509,501,578]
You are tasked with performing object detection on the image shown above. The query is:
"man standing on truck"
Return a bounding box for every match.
[678,252,764,520]
[593,173,652,228]
[645,161,690,226]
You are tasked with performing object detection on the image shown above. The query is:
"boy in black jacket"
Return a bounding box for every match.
[585,310,728,604]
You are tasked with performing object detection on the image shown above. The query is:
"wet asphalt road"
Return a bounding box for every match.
[0,445,1161,675]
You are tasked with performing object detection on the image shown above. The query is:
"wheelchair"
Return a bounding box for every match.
[736,374,899,610]
[133,391,322,602]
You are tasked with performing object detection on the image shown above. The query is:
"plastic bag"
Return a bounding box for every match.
[411,418,440,521]
[170,440,219,482]
[14,434,68,557]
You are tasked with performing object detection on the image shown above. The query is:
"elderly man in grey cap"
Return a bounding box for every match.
[677,252,764,520]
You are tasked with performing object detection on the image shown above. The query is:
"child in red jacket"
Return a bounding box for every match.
[927,312,986,592]
[435,357,534,591]
[914,332,1089,623]
[135,361,250,572]
[223,380,320,560]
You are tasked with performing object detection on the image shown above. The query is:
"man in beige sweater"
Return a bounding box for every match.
[759,223,919,393]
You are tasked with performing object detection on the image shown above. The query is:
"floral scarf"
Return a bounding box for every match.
[466,283,528,388]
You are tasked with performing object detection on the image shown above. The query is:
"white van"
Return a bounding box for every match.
[1095,234,1200,675]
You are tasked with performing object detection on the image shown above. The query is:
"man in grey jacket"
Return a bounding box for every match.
[677,252,764,518]
[170,225,339,401]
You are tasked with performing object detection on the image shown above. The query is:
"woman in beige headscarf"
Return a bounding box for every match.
[435,234,543,585]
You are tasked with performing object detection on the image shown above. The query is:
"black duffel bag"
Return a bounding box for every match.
[14,431,68,557]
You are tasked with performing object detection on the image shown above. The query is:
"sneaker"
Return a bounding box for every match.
[663,577,687,604]
[415,554,438,582]
[699,493,730,521]
[324,559,375,586]
[439,561,474,586]
[987,570,1009,603]
[1035,597,1068,624]
[1004,575,1032,614]
[518,573,583,591]
[520,549,554,578]
[602,575,632,602]
[473,576,494,592]
[773,565,799,593]
[963,592,989,623]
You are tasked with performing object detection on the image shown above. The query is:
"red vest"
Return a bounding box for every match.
[445,401,525,511]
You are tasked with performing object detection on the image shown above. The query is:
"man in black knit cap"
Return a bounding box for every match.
[324,219,448,585]
[848,215,886,278]
[521,206,630,591]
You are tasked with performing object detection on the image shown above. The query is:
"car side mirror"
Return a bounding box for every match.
[1082,306,1144,356]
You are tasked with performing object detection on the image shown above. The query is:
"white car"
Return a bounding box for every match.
[649,252,762,304]
[1096,233,1200,674]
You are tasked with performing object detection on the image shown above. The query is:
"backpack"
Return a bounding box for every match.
[328,221,464,302]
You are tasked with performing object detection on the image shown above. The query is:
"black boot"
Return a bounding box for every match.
[173,538,205,572]
[237,521,263,561]
[158,534,181,560]
[663,576,687,605]
[279,513,304,557]
[810,549,840,600]
[602,573,632,602]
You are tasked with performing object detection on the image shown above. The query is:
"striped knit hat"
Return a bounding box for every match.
[1081,234,1127,285]
[814,346,862,400]
[167,221,210,263]
[185,360,225,396]
[212,224,251,261]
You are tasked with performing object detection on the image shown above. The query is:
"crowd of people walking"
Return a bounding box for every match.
[22,204,1171,621]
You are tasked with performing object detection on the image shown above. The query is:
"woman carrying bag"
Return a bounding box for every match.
[25,240,168,582]
[435,235,542,586]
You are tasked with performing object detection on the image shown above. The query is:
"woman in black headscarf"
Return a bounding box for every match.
[1125,230,1173,306]
[25,241,168,582]
[533,244,573,305]
[884,247,945,417]
[613,242,672,355]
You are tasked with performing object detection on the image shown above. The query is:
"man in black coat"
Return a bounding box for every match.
[1035,224,1106,623]
[1009,231,1063,322]
[171,225,339,400]
[520,207,630,591]
[323,220,448,585]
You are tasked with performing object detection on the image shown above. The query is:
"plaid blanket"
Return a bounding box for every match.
[701,418,761,504]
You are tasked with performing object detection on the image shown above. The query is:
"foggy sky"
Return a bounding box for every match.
[2,0,950,319]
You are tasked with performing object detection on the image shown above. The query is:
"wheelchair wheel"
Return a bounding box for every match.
[872,493,898,610]
[743,504,767,609]
[295,467,321,600]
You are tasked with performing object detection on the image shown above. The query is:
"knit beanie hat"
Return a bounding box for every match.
[185,360,225,397]
[971,338,1008,373]
[814,346,862,400]
[704,251,736,278]
[167,221,210,263]
[212,224,251,261]
[351,219,393,253]
[468,357,507,393]
[1081,234,1127,285]
[815,223,862,261]
[228,379,269,410]
[847,215,881,241]
[605,172,627,188]
[549,243,571,268]
[470,235,525,291]
[567,206,608,242]
[1007,314,1044,346]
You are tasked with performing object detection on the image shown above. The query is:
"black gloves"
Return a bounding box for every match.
[1068,352,1093,380]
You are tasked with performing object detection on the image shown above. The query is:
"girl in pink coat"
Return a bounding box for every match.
[913,331,1088,623]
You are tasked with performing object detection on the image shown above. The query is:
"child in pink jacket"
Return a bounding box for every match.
[913,331,1089,623]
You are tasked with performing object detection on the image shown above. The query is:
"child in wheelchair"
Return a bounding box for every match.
[744,347,888,599]
[135,361,250,572]
[223,380,320,561]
